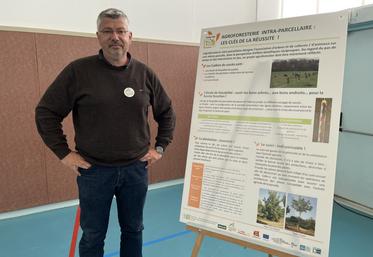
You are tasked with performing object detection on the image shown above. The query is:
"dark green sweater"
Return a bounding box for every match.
[35,50,175,166]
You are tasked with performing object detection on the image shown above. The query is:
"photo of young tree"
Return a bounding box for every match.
[256,188,286,228]
[270,58,319,88]
[285,193,318,236]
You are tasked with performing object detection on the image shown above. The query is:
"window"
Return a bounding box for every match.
[281,0,370,18]
[318,0,362,13]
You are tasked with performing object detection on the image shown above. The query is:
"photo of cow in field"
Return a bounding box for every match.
[270,59,319,88]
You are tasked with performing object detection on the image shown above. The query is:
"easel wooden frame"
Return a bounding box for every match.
[187,225,299,257]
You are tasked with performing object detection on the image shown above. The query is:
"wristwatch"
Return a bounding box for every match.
[155,146,164,155]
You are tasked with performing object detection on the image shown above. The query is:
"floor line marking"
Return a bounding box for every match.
[104,230,192,257]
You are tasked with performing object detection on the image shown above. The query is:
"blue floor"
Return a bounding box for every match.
[0,184,372,257]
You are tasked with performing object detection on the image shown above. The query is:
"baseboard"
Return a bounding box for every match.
[334,194,373,218]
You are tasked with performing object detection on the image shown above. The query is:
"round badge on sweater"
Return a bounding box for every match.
[124,87,135,97]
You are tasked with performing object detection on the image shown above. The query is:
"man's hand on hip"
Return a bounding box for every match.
[61,151,91,176]
[140,148,162,167]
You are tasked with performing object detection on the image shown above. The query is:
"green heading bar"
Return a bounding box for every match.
[198,114,311,125]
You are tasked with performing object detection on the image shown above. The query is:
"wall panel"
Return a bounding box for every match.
[0,32,47,212]
[130,41,148,63]
[147,43,198,183]
[36,34,100,203]
[0,30,198,212]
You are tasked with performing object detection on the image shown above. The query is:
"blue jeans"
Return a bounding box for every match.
[77,160,148,257]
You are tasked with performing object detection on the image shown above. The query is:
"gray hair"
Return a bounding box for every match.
[97,8,129,30]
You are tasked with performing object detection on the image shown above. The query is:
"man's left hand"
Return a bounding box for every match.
[140,148,162,167]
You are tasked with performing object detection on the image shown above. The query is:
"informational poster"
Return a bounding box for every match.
[180,11,349,257]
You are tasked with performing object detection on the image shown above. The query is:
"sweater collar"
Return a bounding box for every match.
[98,49,132,70]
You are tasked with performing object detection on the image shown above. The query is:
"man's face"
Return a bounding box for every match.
[96,17,132,60]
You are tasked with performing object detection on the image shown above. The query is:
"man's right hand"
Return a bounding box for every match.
[61,151,91,176]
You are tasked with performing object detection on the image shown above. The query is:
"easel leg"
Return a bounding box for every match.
[191,232,205,257]
[186,226,297,257]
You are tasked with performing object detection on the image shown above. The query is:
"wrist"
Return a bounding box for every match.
[155,146,164,155]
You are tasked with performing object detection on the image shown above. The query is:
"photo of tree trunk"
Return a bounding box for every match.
[312,98,332,143]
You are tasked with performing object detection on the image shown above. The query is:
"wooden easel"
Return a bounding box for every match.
[187,225,298,257]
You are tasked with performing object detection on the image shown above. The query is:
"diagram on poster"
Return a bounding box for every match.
[180,11,349,257]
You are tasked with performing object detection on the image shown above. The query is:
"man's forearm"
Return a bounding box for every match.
[35,106,71,159]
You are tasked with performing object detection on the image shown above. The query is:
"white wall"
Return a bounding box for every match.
[111,0,194,42]
[192,0,257,42]
[0,0,257,43]
[257,0,281,21]
[0,0,109,33]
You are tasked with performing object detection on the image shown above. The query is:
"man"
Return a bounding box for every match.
[35,8,175,257]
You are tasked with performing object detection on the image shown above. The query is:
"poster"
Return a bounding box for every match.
[180,11,349,257]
